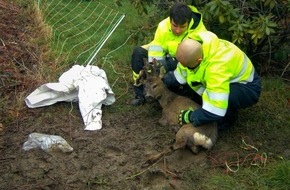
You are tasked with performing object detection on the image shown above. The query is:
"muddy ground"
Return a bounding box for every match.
[0,1,289,190]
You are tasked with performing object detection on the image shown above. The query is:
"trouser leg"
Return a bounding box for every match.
[219,71,261,130]
[228,71,261,110]
[131,46,148,98]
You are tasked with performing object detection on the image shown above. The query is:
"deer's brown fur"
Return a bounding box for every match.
[143,60,217,153]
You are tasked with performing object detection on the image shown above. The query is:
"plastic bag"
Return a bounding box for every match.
[23,133,73,153]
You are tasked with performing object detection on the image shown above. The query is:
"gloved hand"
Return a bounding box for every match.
[177,108,193,126]
[158,60,169,73]
[162,71,180,87]
[165,56,178,71]
[158,57,178,73]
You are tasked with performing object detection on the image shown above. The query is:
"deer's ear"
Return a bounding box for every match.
[159,66,166,79]
[152,58,159,67]
[143,58,148,65]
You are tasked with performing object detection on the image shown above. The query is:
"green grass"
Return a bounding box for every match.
[263,160,290,190]
[35,0,144,67]
[182,157,290,190]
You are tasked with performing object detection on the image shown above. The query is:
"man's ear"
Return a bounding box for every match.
[197,58,202,63]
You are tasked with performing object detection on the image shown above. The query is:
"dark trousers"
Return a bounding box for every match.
[219,71,261,129]
[131,46,148,75]
[130,46,148,97]
[228,71,261,112]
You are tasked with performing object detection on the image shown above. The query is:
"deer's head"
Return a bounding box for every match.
[142,58,167,100]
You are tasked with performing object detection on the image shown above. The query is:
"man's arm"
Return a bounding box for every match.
[162,71,181,87]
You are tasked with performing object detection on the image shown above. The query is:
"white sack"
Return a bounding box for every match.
[25,65,115,130]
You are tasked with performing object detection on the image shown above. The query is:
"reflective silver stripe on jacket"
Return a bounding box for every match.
[196,86,205,95]
[230,54,254,84]
[203,100,227,116]
[173,69,187,84]
[148,45,164,62]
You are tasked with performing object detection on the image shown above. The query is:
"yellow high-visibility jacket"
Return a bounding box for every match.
[148,5,207,62]
[174,31,255,117]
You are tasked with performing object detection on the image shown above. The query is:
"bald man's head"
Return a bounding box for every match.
[176,39,203,69]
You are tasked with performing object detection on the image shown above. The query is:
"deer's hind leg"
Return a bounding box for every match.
[193,132,213,150]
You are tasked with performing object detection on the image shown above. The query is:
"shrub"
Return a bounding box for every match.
[198,0,289,77]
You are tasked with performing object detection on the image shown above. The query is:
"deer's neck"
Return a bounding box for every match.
[158,87,177,108]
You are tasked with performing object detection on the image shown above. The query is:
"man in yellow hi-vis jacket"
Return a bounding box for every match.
[129,3,207,106]
[163,31,261,130]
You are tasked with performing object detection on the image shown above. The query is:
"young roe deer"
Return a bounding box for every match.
[142,60,218,153]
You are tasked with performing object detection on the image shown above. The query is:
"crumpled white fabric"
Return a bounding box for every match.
[25,65,115,130]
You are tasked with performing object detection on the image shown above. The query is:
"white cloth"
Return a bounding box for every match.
[25,65,115,130]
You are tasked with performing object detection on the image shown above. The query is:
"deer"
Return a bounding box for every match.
[141,59,218,154]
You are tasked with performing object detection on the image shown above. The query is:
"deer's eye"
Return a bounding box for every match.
[152,84,157,89]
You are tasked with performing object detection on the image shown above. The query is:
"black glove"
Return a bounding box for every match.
[158,57,178,73]
[165,56,178,71]
[162,71,180,87]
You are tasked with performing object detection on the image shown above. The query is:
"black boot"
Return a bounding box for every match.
[129,85,145,106]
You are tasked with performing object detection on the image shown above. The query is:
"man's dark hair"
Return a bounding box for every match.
[169,3,192,25]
